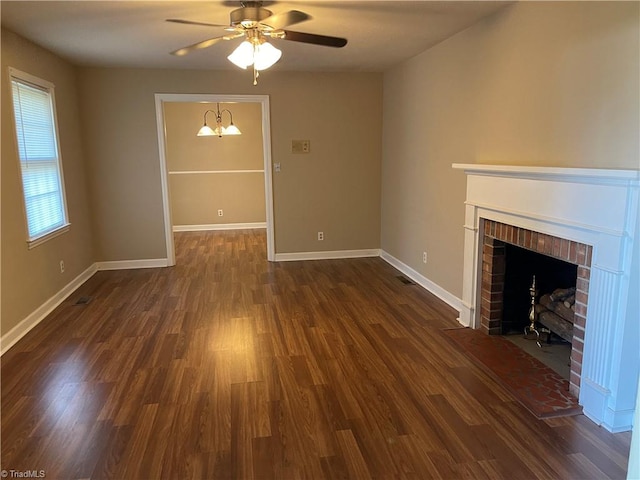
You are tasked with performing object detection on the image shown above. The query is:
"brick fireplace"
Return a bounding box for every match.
[480,219,591,397]
[453,163,639,432]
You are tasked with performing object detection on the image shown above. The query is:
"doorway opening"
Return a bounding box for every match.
[154,94,275,264]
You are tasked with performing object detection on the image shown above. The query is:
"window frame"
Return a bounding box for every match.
[9,67,70,249]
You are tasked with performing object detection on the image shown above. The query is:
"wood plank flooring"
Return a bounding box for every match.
[1,230,631,479]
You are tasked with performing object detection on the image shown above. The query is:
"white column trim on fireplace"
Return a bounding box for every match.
[453,163,640,433]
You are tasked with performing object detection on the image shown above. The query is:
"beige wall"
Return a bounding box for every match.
[1,29,95,336]
[78,68,382,258]
[164,102,266,226]
[381,1,640,299]
[6,1,634,341]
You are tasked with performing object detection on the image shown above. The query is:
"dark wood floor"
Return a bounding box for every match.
[1,230,631,479]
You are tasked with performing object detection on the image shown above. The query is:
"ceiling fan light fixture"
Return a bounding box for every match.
[227,37,282,72]
[227,40,254,69]
[254,41,282,70]
[169,3,347,85]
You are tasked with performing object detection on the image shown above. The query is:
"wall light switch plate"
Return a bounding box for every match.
[292,140,310,154]
[274,163,281,173]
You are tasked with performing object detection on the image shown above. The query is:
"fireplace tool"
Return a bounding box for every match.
[524,275,541,347]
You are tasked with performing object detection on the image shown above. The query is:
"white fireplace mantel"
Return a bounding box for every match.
[453,163,640,432]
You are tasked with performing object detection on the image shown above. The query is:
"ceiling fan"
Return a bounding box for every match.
[167,1,348,84]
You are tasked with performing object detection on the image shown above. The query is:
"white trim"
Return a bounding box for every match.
[627,381,640,477]
[452,163,640,185]
[27,223,70,249]
[380,250,464,317]
[96,258,169,271]
[8,67,55,90]
[154,93,275,262]
[275,249,380,262]
[260,97,276,262]
[169,170,264,175]
[173,222,267,232]
[154,96,176,266]
[9,67,71,248]
[1,263,97,356]
[465,200,627,238]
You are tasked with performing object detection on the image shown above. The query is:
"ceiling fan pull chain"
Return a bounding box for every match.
[253,65,259,86]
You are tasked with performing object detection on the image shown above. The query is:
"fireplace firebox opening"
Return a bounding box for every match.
[502,242,578,337]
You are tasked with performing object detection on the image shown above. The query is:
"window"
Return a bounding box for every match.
[9,68,69,248]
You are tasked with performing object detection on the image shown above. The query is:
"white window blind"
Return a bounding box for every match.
[10,70,69,245]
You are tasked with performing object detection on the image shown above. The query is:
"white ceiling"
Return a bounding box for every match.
[0,1,510,72]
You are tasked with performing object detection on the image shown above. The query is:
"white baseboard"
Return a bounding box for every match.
[380,250,463,314]
[275,249,381,262]
[1,256,170,356]
[173,223,267,232]
[96,258,169,271]
[580,378,634,433]
[1,263,98,356]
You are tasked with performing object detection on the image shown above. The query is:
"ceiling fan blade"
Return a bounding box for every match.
[170,36,227,56]
[260,10,310,30]
[166,18,227,28]
[281,30,347,48]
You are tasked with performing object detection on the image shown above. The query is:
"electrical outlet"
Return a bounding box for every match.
[318,231,324,241]
[60,260,65,273]
[218,209,224,217]
[422,252,427,264]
